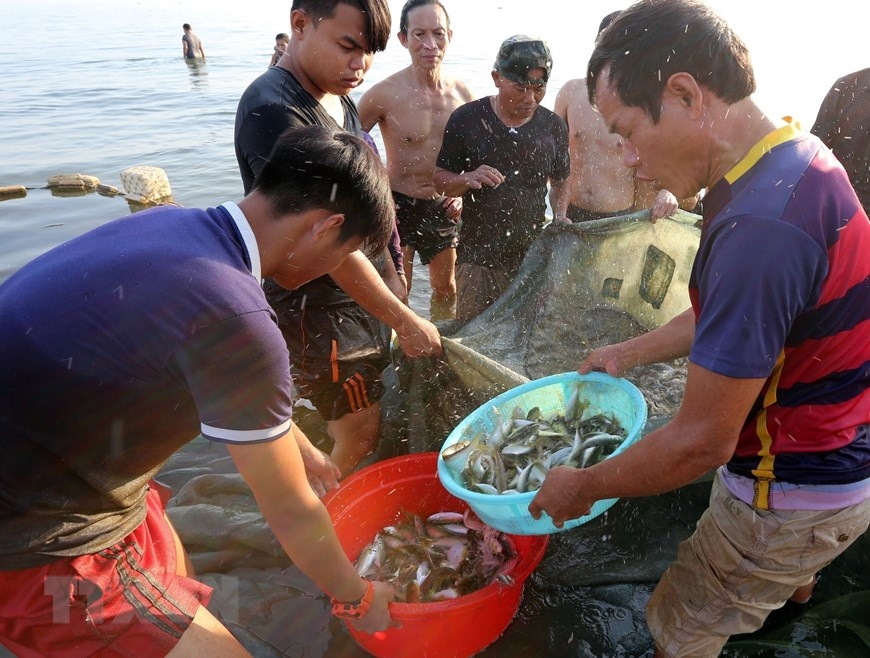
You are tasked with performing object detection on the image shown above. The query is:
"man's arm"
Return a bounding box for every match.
[289,421,340,497]
[433,110,505,197]
[552,80,573,124]
[579,307,695,377]
[353,100,406,301]
[379,245,408,305]
[548,109,572,223]
[357,84,386,133]
[433,165,505,198]
[552,83,581,223]
[226,432,395,633]
[633,181,698,220]
[454,79,477,105]
[530,363,765,526]
[549,178,571,224]
[329,251,441,357]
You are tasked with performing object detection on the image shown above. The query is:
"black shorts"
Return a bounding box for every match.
[274,303,392,422]
[566,204,632,223]
[393,191,459,264]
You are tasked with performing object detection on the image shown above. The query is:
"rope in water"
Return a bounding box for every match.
[0,167,175,208]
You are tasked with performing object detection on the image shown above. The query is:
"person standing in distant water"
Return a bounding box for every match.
[811,67,870,211]
[553,11,691,223]
[270,32,290,67]
[359,0,474,321]
[181,23,205,61]
[434,35,570,322]
[235,0,443,478]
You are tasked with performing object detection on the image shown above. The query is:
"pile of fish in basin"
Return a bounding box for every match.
[437,371,648,534]
[355,507,517,603]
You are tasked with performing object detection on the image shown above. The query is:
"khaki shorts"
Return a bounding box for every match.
[648,471,870,658]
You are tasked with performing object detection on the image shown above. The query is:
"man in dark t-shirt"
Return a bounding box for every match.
[811,67,870,211]
[434,35,570,322]
[234,0,442,477]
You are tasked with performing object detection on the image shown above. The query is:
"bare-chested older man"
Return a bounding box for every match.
[359,0,474,319]
[552,11,693,223]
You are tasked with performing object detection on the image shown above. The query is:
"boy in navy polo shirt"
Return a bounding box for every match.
[0,126,398,657]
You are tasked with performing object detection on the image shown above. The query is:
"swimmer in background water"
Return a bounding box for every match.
[181,23,205,61]
[270,32,290,67]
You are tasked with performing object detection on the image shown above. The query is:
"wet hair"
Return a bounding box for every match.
[182,23,191,31]
[399,0,450,35]
[587,0,756,123]
[253,125,394,254]
[290,0,391,53]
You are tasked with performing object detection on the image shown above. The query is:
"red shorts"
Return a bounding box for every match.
[0,485,212,658]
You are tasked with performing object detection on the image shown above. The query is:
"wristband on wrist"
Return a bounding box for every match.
[331,578,374,619]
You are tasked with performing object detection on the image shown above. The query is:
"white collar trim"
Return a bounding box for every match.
[220,201,261,281]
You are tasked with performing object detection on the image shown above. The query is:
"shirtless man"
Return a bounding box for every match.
[552,12,688,223]
[359,0,474,320]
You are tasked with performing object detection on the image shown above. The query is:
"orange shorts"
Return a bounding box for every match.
[0,485,211,658]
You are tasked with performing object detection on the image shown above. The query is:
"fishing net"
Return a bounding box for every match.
[144,210,870,657]
[384,210,700,460]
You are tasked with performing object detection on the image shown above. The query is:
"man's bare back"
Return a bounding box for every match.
[554,77,693,221]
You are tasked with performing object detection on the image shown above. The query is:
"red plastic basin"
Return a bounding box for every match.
[323,452,549,658]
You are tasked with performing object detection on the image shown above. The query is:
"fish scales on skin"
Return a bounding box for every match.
[354,509,517,602]
[444,385,628,495]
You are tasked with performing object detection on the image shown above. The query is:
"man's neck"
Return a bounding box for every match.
[707,97,779,187]
[279,51,324,101]
[409,64,444,91]
[278,53,345,127]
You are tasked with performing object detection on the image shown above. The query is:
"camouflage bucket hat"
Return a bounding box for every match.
[494,35,552,84]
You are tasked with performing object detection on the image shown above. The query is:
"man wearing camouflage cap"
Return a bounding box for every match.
[434,35,570,322]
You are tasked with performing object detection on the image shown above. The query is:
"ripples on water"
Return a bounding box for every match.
[0,3,445,309]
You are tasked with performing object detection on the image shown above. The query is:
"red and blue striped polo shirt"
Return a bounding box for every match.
[689,121,870,509]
